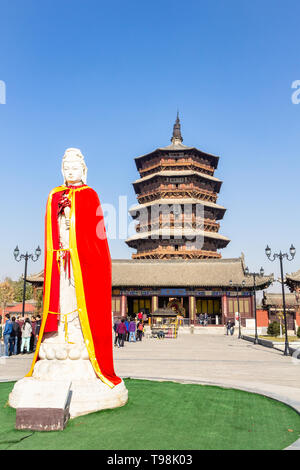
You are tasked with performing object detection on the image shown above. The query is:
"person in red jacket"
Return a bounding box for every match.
[137,311,143,321]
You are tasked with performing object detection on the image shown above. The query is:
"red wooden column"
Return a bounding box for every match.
[249,294,254,318]
[221,294,228,325]
[121,295,127,317]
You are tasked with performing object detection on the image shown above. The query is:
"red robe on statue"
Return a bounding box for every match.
[27,185,121,388]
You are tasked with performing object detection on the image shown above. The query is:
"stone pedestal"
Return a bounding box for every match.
[14,381,71,431]
[9,337,128,419]
[10,376,128,419]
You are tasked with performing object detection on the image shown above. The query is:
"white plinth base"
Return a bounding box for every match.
[9,377,128,419]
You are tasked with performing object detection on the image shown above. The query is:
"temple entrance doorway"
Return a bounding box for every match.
[167,298,186,316]
[158,297,188,320]
[196,298,221,325]
[127,297,152,318]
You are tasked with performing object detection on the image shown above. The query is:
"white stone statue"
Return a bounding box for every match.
[9,148,128,419]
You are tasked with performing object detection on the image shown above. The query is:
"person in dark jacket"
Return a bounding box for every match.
[30,316,36,352]
[10,317,21,355]
[33,315,41,352]
[116,318,127,347]
[113,319,120,347]
[16,316,23,354]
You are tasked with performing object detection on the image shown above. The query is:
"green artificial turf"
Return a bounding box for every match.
[0,379,300,450]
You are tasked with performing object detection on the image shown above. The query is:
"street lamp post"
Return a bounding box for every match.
[229,280,246,339]
[13,246,42,317]
[244,266,265,345]
[265,244,296,356]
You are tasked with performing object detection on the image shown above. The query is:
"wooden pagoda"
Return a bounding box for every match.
[126,114,230,259]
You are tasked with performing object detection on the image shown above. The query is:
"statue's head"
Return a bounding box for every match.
[61,148,88,185]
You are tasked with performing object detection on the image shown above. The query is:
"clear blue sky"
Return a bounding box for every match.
[0,0,299,293]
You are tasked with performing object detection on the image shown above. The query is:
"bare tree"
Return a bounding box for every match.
[0,281,15,325]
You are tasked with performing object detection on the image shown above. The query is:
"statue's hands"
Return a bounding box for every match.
[65,207,71,229]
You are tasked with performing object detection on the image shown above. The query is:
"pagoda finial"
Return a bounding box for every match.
[171,111,183,144]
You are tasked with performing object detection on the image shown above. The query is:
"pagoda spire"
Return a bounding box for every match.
[171,111,183,144]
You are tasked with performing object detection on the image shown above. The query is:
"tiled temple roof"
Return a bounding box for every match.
[286,270,300,284]
[262,292,298,308]
[111,257,273,289]
[28,257,274,290]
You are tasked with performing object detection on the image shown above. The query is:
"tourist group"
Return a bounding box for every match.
[113,312,147,348]
[0,314,41,358]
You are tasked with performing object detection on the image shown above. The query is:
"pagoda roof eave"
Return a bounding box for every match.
[132,170,222,187]
[134,146,220,166]
[129,198,227,219]
[125,228,230,244]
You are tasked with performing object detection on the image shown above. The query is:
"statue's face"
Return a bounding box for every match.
[63,159,83,185]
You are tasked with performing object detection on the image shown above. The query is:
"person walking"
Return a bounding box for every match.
[30,316,36,352]
[124,317,130,342]
[3,314,13,358]
[136,321,144,341]
[230,321,235,336]
[116,318,127,348]
[20,318,32,354]
[128,319,136,342]
[10,317,21,355]
[0,315,2,357]
[16,316,23,354]
[34,315,41,352]
[113,318,120,347]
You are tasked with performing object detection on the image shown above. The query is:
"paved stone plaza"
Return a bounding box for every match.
[1,333,300,409]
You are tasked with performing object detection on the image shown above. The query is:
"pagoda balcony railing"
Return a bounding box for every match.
[139,160,215,177]
[132,248,222,260]
[160,157,214,172]
[135,219,220,233]
[137,187,218,204]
